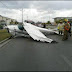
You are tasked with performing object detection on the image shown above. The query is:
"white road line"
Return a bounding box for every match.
[60,55,72,69]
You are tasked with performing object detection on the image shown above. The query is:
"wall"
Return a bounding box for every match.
[0,16,2,21]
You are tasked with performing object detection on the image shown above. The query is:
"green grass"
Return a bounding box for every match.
[0,29,11,42]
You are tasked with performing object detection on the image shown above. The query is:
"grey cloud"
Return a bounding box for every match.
[1,1,72,10]
[29,1,72,11]
[0,1,72,22]
[0,1,34,9]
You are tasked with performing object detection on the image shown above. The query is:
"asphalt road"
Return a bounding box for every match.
[0,34,72,71]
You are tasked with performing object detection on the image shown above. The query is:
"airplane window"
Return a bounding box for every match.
[18,25,24,30]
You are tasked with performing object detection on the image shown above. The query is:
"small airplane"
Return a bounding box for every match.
[4,21,59,43]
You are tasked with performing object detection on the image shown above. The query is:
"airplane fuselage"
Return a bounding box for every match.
[6,25,29,37]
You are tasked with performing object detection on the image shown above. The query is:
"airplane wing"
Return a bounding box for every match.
[23,22,54,43]
[24,22,59,34]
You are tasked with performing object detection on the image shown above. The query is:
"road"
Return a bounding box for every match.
[0,34,72,71]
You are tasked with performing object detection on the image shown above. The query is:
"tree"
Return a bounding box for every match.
[55,20,60,24]
[55,18,68,24]
[15,21,18,24]
[10,20,14,24]
[46,21,51,25]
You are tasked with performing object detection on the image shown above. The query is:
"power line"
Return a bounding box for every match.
[0,1,9,9]
[0,1,24,23]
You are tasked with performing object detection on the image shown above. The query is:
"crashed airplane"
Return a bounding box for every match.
[5,22,59,43]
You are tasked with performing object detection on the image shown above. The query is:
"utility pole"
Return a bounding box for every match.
[27,15,28,20]
[49,14,50,21]
[22,8,23,24]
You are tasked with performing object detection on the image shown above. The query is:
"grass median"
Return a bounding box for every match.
[0,29,12,42]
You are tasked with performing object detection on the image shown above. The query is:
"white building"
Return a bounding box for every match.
[0,15,17,25]
[6,18,11,25]
[0,15,3,21]
[54,17,72,22]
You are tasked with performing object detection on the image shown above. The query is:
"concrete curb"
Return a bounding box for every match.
[0,37,11,44]
[0,39,11,48]
[0,35,20,45]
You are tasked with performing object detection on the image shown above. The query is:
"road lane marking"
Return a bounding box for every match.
[0,39,11,49]
[60,55,72,69]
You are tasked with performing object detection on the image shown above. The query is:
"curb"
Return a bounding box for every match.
[0,37,11,44]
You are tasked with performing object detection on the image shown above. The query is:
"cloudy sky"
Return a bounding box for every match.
[0,1,72,22]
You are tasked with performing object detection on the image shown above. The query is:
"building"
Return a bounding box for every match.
[24,20,35,25]
[0,15,17,25]
[54,17,72,22]
[35,21,43,27]
[0,15,3,21]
